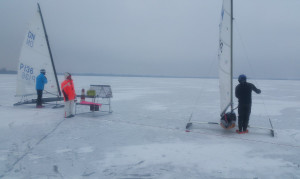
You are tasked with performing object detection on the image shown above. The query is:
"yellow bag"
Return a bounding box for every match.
[87,90,96,96]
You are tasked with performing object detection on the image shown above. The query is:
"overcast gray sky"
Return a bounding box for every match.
[0,0,299,79]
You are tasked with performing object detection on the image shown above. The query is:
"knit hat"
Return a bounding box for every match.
[40,69,46,74]
[64,72,71,80]
[238,74,247,83]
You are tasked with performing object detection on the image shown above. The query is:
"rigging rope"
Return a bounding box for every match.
[44,90,60,97]
[234,20,272,122]
[186,49,219,123]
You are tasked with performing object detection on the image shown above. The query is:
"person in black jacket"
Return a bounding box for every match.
[235,74,261,134]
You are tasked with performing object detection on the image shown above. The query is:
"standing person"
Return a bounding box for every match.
[36,69,47,108]
[235,74,261,134]
[61,72,76,118]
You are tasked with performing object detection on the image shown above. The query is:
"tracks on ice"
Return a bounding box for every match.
[0,118,66,178]
[105,118,300,149]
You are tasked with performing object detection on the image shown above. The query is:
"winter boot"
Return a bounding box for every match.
[243,129,249,133]
[236,129,243,134]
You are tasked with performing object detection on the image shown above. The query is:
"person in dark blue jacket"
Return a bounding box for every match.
[36,69,48,108]
[235,74,261,134]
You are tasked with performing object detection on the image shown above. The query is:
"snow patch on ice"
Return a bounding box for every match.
[278,129,300,143]
[0,150,8,161]
[56,148,73,154]
[28,154,44,160]
[99,142,295,177]
[144,103,168,111]
[252,100,300,116]
[56,146,94,154]
[76,146,94,153]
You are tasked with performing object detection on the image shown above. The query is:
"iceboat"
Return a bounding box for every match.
[14,3,63,107]
[186,0,274,137]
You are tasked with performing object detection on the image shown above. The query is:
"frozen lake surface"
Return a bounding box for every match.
[0,74,300,178]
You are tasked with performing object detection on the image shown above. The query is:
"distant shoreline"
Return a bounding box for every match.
[1,72,299,81]
[59,73,216,80]
[0,67,16,74]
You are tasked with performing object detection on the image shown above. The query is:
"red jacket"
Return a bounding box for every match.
[61,79,76,101]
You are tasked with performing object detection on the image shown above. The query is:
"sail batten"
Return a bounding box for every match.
[16,3,60,98]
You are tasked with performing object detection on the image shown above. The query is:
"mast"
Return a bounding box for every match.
[37,3,61,96]
[230,0,233,112]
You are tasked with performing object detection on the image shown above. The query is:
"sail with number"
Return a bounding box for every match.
[218,0,233,116]
[16,3,61,100]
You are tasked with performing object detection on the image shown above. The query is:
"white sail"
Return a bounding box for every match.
[218,0,232,115]
[16,4,59,97]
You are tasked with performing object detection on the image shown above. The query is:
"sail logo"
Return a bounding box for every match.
[221,8,224,20]
[26,31,35,47]
[219,40,223,53]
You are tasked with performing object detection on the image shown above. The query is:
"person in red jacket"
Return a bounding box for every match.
[61,72,76,118]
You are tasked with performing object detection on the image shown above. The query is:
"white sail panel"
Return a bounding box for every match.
[16,8,59,97]
[218,0,232,115]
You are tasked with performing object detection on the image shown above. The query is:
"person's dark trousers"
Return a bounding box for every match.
[238,104,251,131]
[36,90,43,106]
